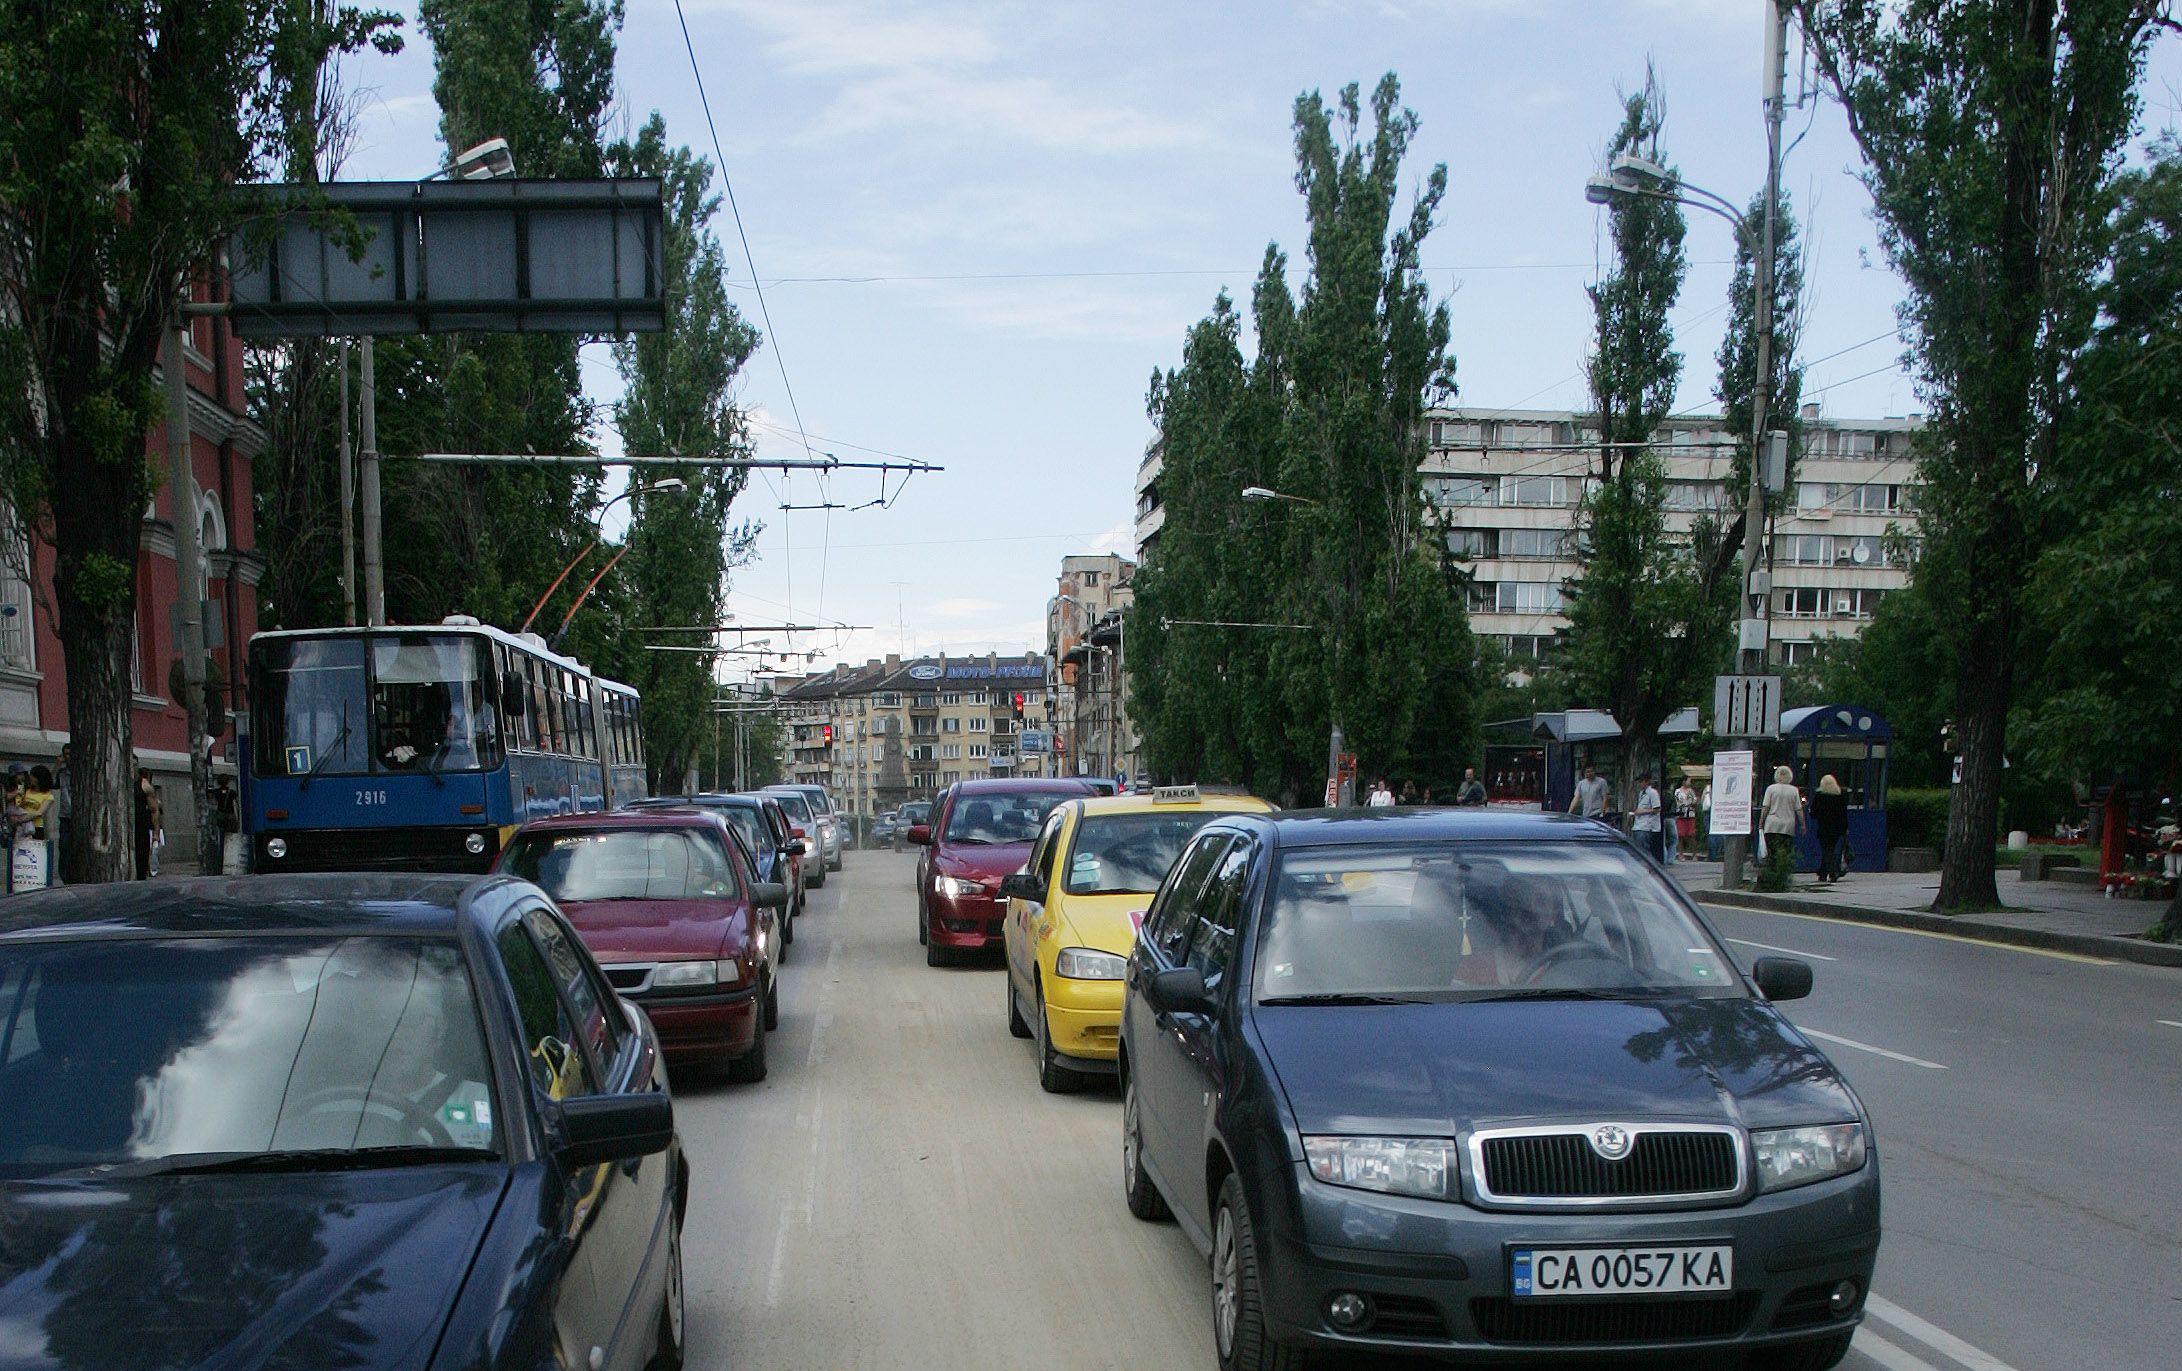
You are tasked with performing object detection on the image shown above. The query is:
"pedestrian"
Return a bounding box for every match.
[134,767,156,880]
[1703,782,1722,861]
[1455,767,1488,807]
[1811,773,1850,882]
[1399,779,1420,806]
[1759,765,1803,878]
[1633,770,1665,862]
[53,744,71,884]
[1673,776,1698,862]
[1569,764,1609,820]
[1660,772,1680,864]
[1366,778,1396,808]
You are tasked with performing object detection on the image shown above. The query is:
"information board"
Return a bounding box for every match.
[1709,750,1754,836]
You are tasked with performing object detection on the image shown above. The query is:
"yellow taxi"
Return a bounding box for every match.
[1000,785,1275,1091]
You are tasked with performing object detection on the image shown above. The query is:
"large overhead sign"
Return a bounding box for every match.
[227,178,665,337]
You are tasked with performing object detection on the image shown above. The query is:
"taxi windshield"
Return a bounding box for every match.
[945,793,1072,845]
[1253,842,1739,1002]
[1065,810,1223,894]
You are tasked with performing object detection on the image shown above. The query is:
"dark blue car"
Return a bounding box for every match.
[1119,809,1879,1370]
[0,874,687,1371]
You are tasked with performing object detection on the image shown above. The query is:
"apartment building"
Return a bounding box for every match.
[1046,553,1139,784]
[774,652,1053,819]
[1132,406,1922,667]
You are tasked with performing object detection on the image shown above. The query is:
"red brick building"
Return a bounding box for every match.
[1,294,264,849]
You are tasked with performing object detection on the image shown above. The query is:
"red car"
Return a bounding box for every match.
[499,809,789,1082]
[910,778,1097,966]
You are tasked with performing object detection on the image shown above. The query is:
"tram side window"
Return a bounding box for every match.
[578,680,597,760]
[533,661,557,754]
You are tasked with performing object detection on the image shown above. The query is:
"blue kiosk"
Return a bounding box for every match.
[1781,705,1893,874]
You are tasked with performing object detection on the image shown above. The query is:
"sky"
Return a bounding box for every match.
[338,0,2181,689]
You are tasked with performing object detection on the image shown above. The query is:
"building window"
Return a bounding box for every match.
[1083,570,1100,586]
[878,692,900,706]
[1466,580,1497,614]
[1429,476,1496,507]
[942,692,960,705]
[1497,528,1568,560]
[942,716,960,733]
[1663,481,1723,512]
[942,743,961,759]
[1494,581,1564,614]
[1445,529,1489,560]
[915,692,937,708]
[943,771,960,785]
[969,716,987,732]
[1775,534,1830,566]
[969,691,986,705]
[0,507,34,673]
[969,743,987,759]
[1501,475,1571,507]
[1775,639,1818,666]
[1777,587,1827,618]
[1836,589,1886,619]
[1500,634,1557,660]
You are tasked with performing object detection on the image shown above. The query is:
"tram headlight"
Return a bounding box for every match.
[265,838,288,860]
[464,832,488,855]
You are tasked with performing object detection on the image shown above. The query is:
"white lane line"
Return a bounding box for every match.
[1865,1294,2025,1371]
[1726,936,1838,961]
[1801,1028,1949,1071]
[2159,1019,2182,1029]
[1851,1328,1947,1371]
[1700,903,2115,965]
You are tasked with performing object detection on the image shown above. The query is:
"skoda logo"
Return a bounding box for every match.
[1589,1125,1634,1161]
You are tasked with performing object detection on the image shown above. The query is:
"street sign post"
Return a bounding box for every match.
[1714,674,1782,739]
[1710,751,1754,837]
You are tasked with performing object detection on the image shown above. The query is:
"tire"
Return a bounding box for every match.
[926,938,953,968]
[647,1219,685,1371]
[1122,1069,1170,1220]
[727,994,769,1083]
[764,971,781,1031]
[1212,1173,1310,1371]
[810,865,826,889]
[1006,968,1032,1038]
[1034,981,1085,1094]
[1746,1332,1854,1371]
[917,896,930,947]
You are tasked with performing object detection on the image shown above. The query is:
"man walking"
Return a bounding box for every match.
[1633,770,1665,862]
[1455,768,1488,807]
[1569,764,1609,820]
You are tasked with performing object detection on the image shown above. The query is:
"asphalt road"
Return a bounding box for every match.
[665,848,2180,1370]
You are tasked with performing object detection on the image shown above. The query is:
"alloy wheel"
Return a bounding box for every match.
[1212,1204,1239,1358]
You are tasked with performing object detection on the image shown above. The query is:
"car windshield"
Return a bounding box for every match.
[1066,810,1223,894]
[945,792,1073,845]
[0,935,497,1178]
[1253,842,1738,1002]
[503,828,739,903]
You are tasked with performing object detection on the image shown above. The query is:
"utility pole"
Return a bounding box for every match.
[338,340,356,625]
[359,336,385,627]
[164,323,215,876]
[1723,0,1790,889]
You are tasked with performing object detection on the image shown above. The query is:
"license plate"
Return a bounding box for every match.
[1510,1245,1732,1298]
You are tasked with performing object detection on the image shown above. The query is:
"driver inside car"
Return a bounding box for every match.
[1459,872,1576,985]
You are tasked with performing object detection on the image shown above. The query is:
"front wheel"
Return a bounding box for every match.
[1746,1332,1854,1371]
[1034,982,1085,1093]
[1212,1174,1310,1371]
[1122,1072,1169,1220]
[727,993,769,1083]
[764,971,781,1031]
[647,1219,685,1371]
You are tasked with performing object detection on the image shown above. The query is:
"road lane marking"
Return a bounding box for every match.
[1800,1028,1948,1071]
[2159,1019,2182,1029]
[1701,904,2115,965]
[1725,936,1837,961]
[1852,1329,1947,1371]
[1865,1294,2024,1371]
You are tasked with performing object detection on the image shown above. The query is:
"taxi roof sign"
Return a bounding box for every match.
[1151,785,1201,804]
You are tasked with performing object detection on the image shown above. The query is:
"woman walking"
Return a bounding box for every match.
[1811,774,1850,883]
[134,768,157,880]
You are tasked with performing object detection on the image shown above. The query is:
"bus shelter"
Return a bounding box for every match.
[1780,705,1892,874]
[1534,708,1700,815]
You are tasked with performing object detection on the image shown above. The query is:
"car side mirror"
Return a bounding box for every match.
[784,839,807,857]
[1751,956,1813,1002]
[907,824,932,846]
[751,881,789,910]
[555,1091,674,1168]
[1145,966,1216,1017]
[998,871,1045,903]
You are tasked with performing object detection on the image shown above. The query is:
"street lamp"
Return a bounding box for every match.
[518,478,686,636]
[1241,485,1319,507]
[1240,484,1349,805]
[427,137,516,182]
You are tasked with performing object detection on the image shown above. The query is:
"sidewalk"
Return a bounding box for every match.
[1662,856,2182,968]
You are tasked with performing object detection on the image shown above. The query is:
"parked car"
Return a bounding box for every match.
[892,800,932,852]
[1003,785,1276,1091]
[0,874,686,1371]
[908,777,1098,966]
[772,784,846,868]
[760,787,829,889]
[1120,808,1879,1370]
[500,809,789,1083]
[627,793,807,946]
[872,810,902,846]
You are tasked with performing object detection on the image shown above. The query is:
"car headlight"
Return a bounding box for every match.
[650,960,722,989]
[1054,947,1126,980]
[935,875,985,898]
[1752,1123,1867,1193]
[1302,1136,1454,1201]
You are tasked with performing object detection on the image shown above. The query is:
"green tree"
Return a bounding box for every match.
[1796,0,2170,910]
[1557,80,1738,806]
[1716,191,1809,516]
[596,114,763,793]
[0,0,398,879]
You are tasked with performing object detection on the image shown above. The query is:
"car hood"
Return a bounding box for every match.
[1056,892,1158,955]
[559,896,739,962]
[0,1166,507,1370]
[1255,996,1858,1136]
[935,843,1033,884]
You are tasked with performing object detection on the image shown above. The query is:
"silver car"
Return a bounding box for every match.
[761,787,830,888]
[772,784,845,871]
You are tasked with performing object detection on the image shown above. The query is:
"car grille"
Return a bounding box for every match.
[1476,1128,1741,1202]
[1364,1295,1449,1340]
[1470,1292,1759,1344]
[257,825,499,874]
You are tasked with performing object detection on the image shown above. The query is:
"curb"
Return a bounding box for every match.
[1695,889,2182,969]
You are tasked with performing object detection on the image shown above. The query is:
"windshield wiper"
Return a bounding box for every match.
[111,1146,495,1177]
[298,703,352,792]
[1258,992,1429,1006]
[1463,986,1625,1003]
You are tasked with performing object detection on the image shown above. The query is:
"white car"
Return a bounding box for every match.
[772,784,846,870]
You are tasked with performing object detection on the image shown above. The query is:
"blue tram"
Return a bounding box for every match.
[242,617,648,873]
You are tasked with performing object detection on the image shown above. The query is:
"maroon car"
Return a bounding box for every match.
[910,778,1097,967]
[498,809,788,1082]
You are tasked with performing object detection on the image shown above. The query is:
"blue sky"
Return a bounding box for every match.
[339,1,2180,683]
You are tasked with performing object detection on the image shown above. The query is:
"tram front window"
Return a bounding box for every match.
[371,636,502,773]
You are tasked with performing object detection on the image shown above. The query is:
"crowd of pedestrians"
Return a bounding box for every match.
[1,755,242,890]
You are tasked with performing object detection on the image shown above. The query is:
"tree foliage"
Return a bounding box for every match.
[0,0,398,879]
[1129,75,1476,802]
[1796,0,2169,909]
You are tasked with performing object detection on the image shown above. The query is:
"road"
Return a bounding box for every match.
[667,848,2180,1371]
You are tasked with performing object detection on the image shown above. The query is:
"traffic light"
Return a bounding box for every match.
[822,723,834,745]
[1011,692,1025,721]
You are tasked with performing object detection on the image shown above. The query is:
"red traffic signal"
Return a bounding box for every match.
[822,724,834,744]
[1011,692,1026,720]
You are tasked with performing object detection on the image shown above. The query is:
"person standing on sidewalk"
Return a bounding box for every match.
[1811,774,1850,882]
[1570,765,1609,820]
[1760,766,1804,877]
[52,745,71,884]
[1455,768,1488,807]
[134,768,156,880]
[1633,771,1665,862]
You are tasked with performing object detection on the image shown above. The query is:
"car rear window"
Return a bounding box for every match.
[945,792,1076,845]
[504,828,740,903]
[1065,810,1223,894]
[0,935,497,1177]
